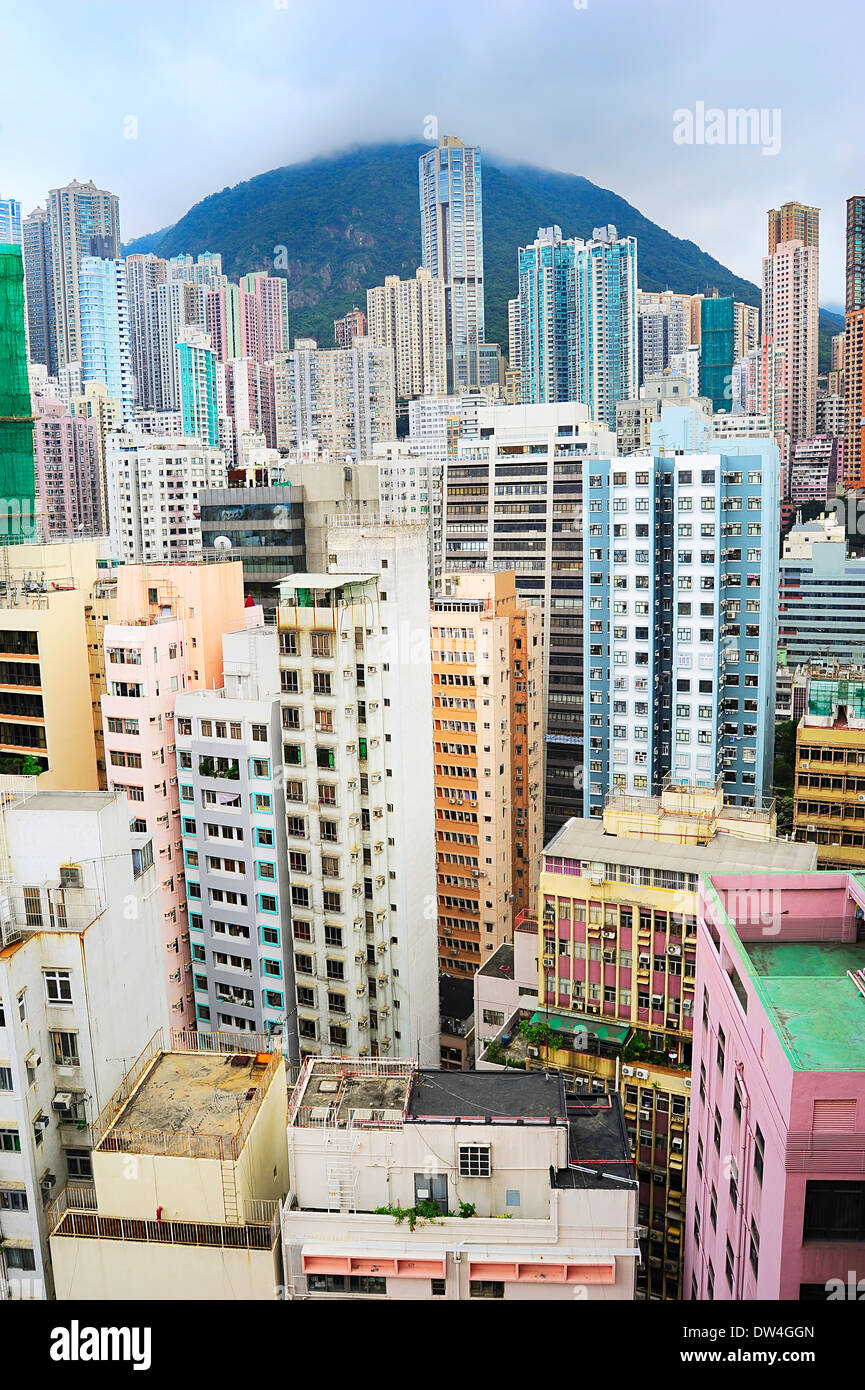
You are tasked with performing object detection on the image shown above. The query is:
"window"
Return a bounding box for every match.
[5,1247,35,1271]
[803,1181,865,1242]
[0,1189,27,1211]
[470,1281,504,1299]
[0,1065,11,1091]
[255,827,274,847]
[431,1278,446,1297]
[754,1123,764,1185]
[458,1144,491,1177]
[44,970,72,1004]
[0,1128,21,1152]
[307,1273,385,1295]
[51,1031,79,1066]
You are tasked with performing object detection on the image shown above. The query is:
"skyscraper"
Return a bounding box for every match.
[0,195,22,245]
[366,266,447,400]
[334,306,366,348]
[419,137,485,391]
[33,398,103,537]
[176,326,219,446]
[844,194,865,487]
[47,180,120,369]
[275,337,396,457]
[22,206,57,375]
[767,200,819,254]
[762,238,819,451]
[79,256,135,423]
[582,406,780,816]
[125,252,166,406]
[517,224,638,429]
[240,271,290,364]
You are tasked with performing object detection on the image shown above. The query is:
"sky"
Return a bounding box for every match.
[1,0,860,306]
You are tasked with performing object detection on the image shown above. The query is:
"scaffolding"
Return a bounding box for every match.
[0,246,36,541]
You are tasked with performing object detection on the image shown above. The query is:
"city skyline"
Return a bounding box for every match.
[1,0,862,305]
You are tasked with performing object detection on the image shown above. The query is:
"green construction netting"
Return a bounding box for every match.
[0,245,36,539]
[809,679,865,718]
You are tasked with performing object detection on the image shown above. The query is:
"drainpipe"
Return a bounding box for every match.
[733,1060,752,1299]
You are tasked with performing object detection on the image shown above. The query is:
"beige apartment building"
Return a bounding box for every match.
[366,267,447,401]
[431,571,543,977]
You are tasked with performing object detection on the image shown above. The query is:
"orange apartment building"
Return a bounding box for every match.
[431,570,542,977]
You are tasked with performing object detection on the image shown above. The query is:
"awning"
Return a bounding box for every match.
[529,1011,630,1045]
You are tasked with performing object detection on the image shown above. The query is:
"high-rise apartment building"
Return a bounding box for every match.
[334,306,367,348]
[431,571,543,977]
[419,137,485,391]
[517,224,638,429]
[442,402,616,838]
[768,200,819,255]
[274,337,396,457]
[101,559,250,1021]
[582,406,780,816]
[200,481,305,617]
[47,181,120,369]
[844,195,865,487]
[685,869,865,1300]
[789,435,842,506]
[0,195,22,245]
[240,271,289,364]
[146,279,205,412]
[106,431,227,563]
[176,327,219,446]
[22,207,57,376]
[762,238,819,449]
[366,267,447,400]
[32,399,103,537]
[0,783,166,1298]
[79,256,134,424]
[276,525,439,1064]
[699,296,735,413]
[175,625,296,1043]
[124,252,166,407]
[636,290,693,384]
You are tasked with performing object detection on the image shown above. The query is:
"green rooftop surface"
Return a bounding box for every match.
[529,1011,630,1044]
[743,941,865,1071]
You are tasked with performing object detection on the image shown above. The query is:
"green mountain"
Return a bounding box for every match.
[124,142,842,365]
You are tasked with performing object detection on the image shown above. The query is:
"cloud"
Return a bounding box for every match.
[0,0,858,303]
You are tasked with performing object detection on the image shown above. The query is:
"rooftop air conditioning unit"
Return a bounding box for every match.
[621,1065,634,1077]
[635,1068,649,1080]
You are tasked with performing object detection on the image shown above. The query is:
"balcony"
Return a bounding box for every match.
[48,1185,279,1247]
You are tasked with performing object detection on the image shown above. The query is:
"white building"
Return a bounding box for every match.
[273,337,396,459]
[174,626,297,1047]
[106,429,227,562]
[0,782,165,1298]
[279,1057,638,1301]
[276,525,438,1065]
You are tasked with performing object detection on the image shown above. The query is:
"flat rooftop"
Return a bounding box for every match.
[544,818,816,874]
[478,943,514,979]
[742,940,865,1071]
[8,790,118,815]
[292,1060,412,1125]
[102,1049,277,1154]
[407,1069,565,1120]
[279,572,373,590]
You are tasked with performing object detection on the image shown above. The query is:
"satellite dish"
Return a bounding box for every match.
[213,536,232,554]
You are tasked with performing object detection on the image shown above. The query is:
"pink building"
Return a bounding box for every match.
[33,397,103,538]
[101,560,252,1024]
[685,870,865,1300]
[244,272,289,364]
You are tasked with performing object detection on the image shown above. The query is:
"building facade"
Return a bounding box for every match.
[419,137,485,391]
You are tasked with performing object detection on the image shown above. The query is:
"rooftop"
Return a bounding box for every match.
[478,942,514,980]
[95,1037,281,1158]
[407,1068,564,1121]
[544,817,815,875]
[741,939,865,1072]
